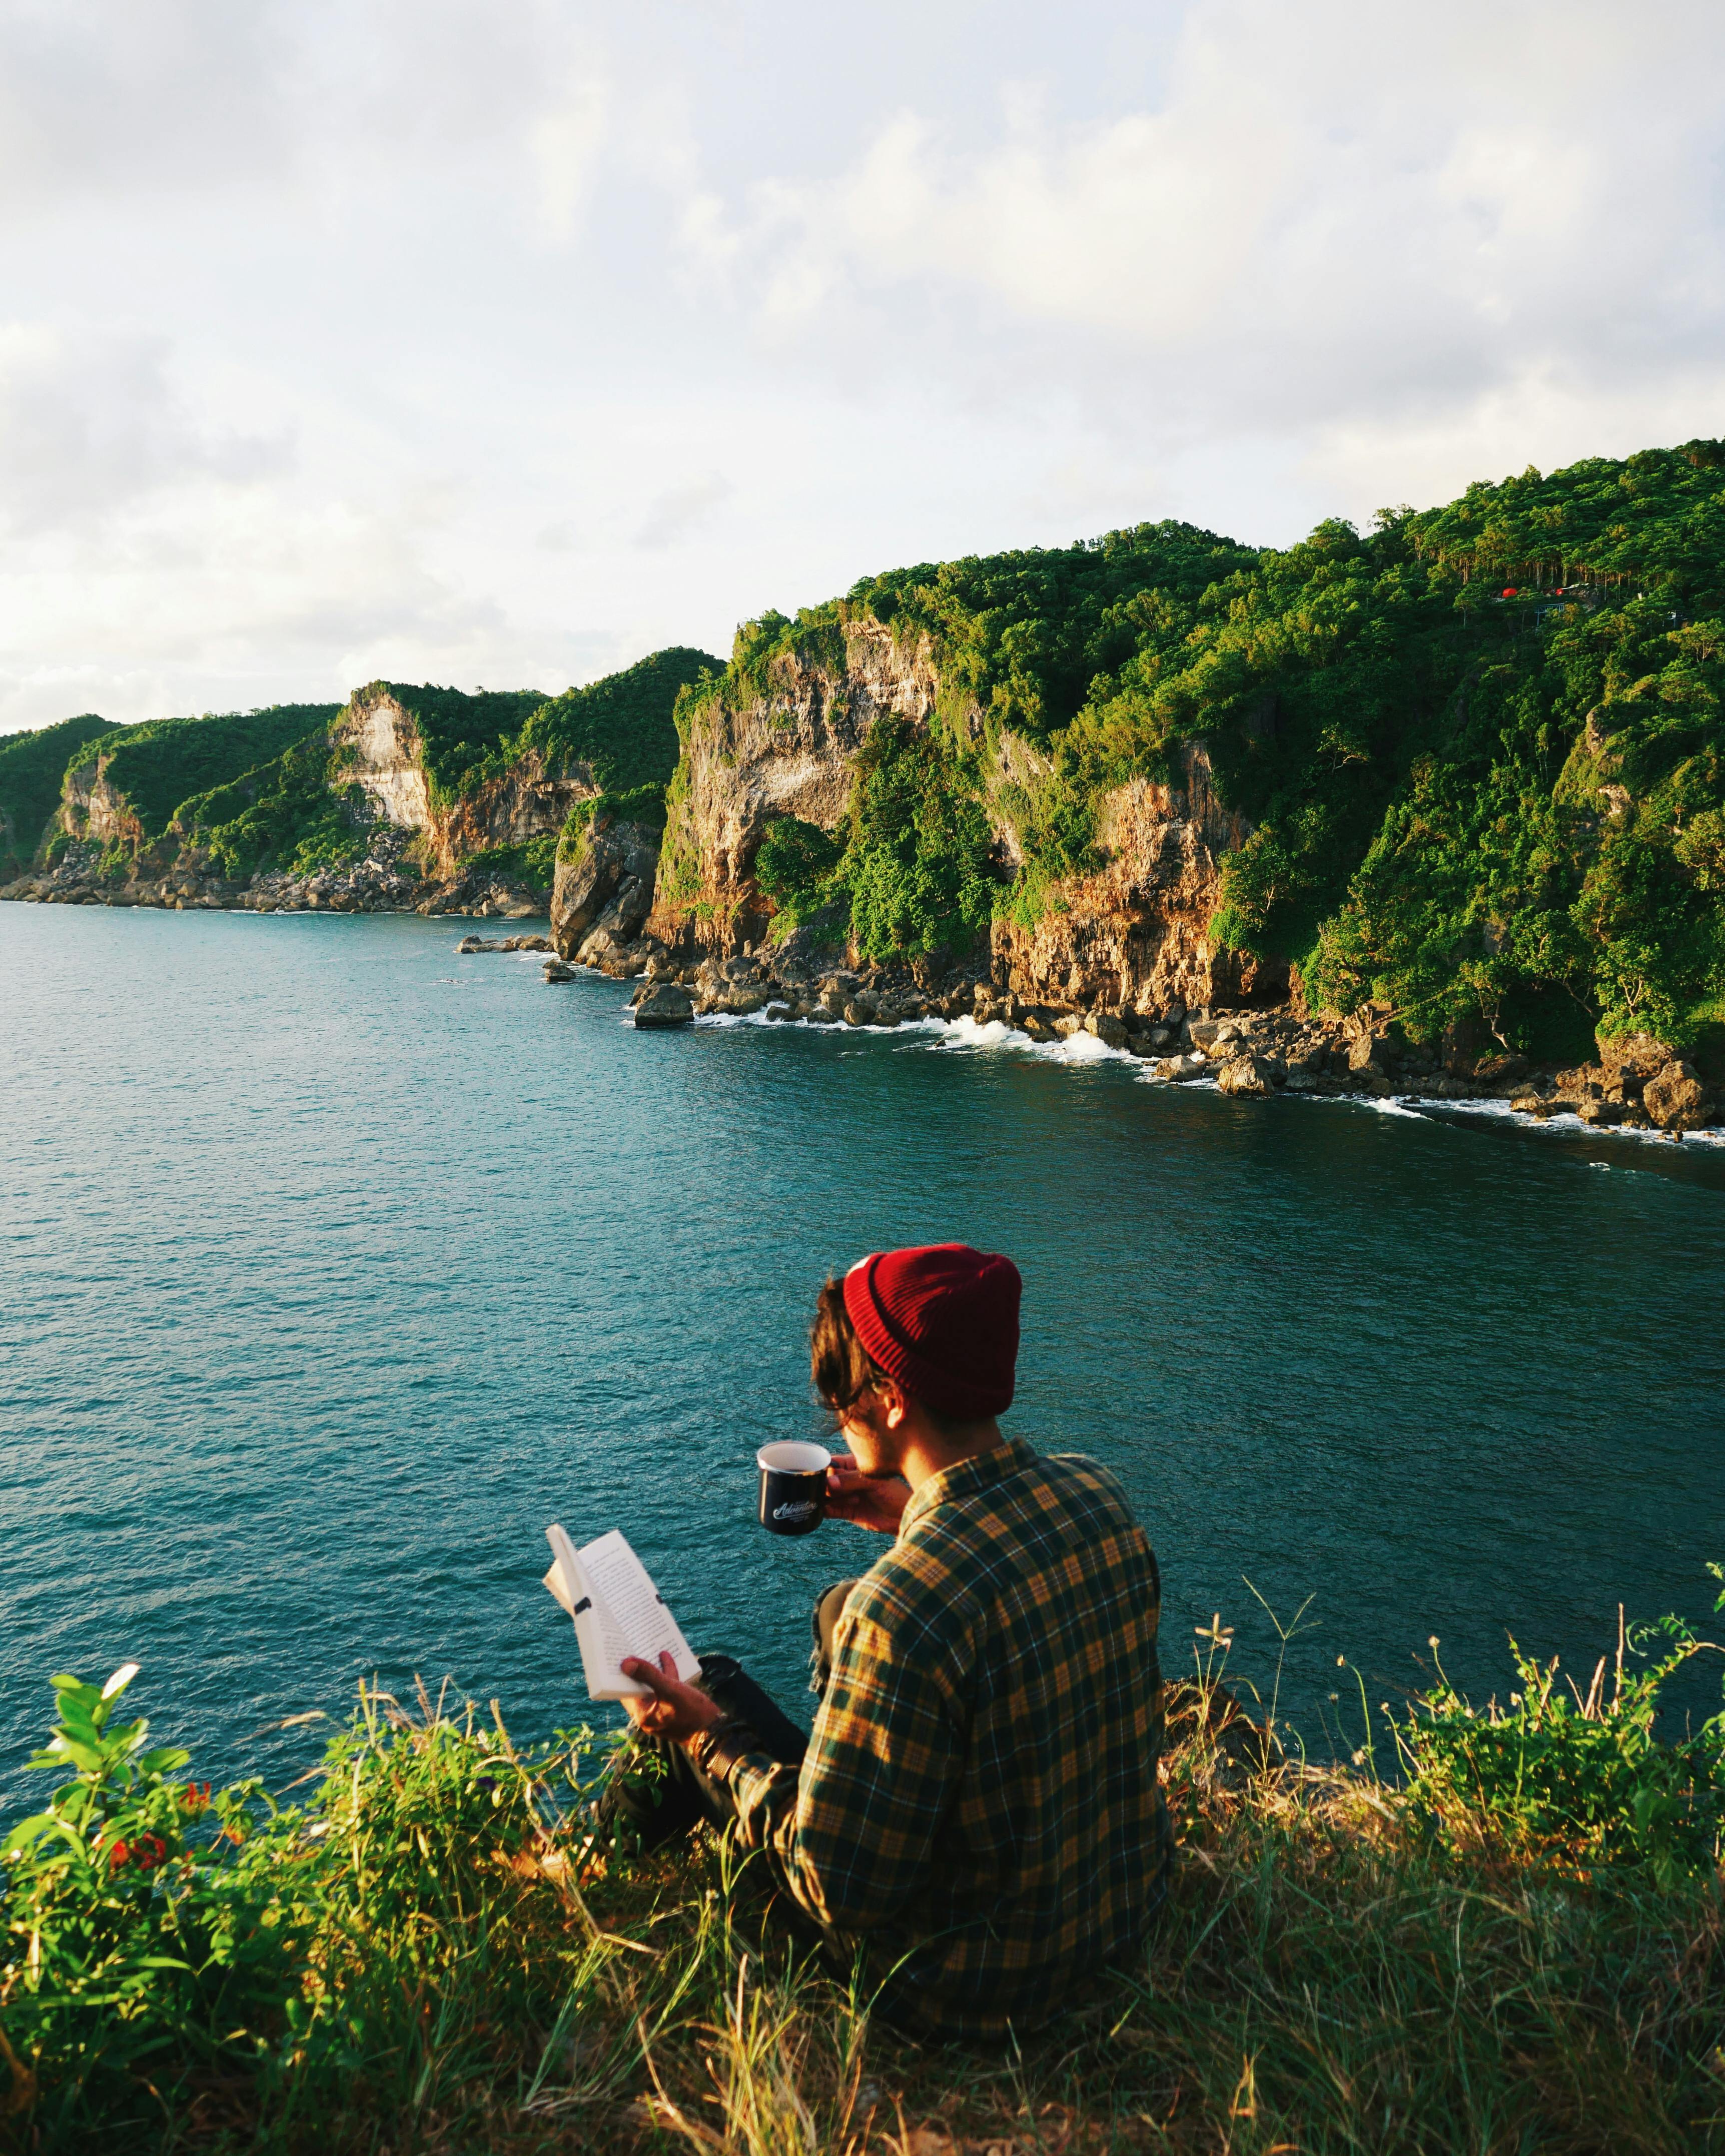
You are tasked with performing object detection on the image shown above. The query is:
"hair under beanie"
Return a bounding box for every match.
[842,1243,1022,1421]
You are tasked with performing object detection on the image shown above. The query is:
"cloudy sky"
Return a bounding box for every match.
[2,0,1723,734]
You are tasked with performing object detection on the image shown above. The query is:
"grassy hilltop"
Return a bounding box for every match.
[3,1580,1722,2153]
[722,440,1725,1060]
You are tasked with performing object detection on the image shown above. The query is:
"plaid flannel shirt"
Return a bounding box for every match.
[721,1437,1170,2036]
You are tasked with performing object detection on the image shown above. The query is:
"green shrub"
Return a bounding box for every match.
[0,1666,307,2139]
[754,816,844,928]
[835,720,1001,962]
[1394,1572,1725,1888]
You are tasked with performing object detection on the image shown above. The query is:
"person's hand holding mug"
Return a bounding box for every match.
[824,1453,910,1535]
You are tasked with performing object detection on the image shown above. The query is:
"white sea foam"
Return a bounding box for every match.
[667,996,1725,1152]
[1417,1094,1725,1151]
[936,1013,1143,1068]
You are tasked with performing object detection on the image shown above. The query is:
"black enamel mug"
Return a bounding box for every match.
[757,1441,830,1536]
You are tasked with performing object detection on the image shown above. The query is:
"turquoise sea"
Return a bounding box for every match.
[4,905,1724,1804]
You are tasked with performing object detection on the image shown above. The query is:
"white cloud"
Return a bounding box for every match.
[0,324,290,532]
[3,0,1724,734]
[634,473,733,550]
[530,73,610,245]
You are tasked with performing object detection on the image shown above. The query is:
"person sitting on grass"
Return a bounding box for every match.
[603,1241,1173,2039]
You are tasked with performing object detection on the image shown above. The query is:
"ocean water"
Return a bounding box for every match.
[4,904,1724,1806]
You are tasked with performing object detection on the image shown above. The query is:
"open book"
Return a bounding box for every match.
[543,1524,700,1701]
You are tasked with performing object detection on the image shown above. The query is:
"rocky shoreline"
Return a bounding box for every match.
[0,829,544,920]
[11,832,1717,1138]
[509,920,1723,1137]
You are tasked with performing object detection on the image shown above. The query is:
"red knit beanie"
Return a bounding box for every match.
[842,1243,1022,1421]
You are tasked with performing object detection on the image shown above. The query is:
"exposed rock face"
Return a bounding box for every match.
[991,751,1286,1015]
[60,757,147,852]
[1597,1032,1676,1085]
[336,692,436,832]
[646,619,1281,1013]
[647,620,935,954]
[1644,1059,1711,1132]
[551,817,662,960]
[435,749,591,874]
[335,689,591,879]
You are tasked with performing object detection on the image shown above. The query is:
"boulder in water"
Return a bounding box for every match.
[1217,1053,1277,1097]
[1644,1059,1711,1132]
[635,983,694,1029]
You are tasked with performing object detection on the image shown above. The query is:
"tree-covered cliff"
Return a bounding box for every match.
[63,706,343,844]
[0,713,120,876]
[4,649,721,896]
[675,441,1725,1059]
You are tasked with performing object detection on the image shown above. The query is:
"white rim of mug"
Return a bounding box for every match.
[757,1441,831,1474]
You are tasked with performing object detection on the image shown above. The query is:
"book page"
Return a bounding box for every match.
[577,1530,700,1693]
[544,1524,615,1700]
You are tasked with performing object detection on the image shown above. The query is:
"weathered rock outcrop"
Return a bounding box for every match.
[551,817,662,961]
[646,621,935,955]
[1643,1059,1712,1132]
[59,758,148,852]
[645,620,1274,1014]
[633,982,695,1029]
[990,752,1287,1014]
[335,689,591,880]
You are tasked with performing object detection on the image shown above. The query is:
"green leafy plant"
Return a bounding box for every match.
[7,1589,1725,2154]
[753,816,844,929]
[1393,1580,1725,1888]
[1,1665,302,2137]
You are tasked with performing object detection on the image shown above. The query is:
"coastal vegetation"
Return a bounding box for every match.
[1,650,720,899]
[755,723,998,962]
[0,716,121,878]
[375,647,720,816]
[63,708,343,845]
[172,732,367,884]
[4,1576,1722,2153]
[731,442,1725,1057]
[7,440,1725,1067]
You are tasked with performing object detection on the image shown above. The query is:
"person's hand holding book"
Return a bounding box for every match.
[619,1651,723,1742]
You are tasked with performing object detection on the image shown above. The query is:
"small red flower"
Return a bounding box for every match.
[1501,586,1518,598]
[180,1782,212,1815]
[109,1839,132,1870]
[134,1834,168,1872]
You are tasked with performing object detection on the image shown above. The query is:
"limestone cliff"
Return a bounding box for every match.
[59,757,149,854]
[335,687,594,880]
[991,753,1287,1014]
[647,619,935,953]
[550,816,662,963]
[647,619,1276,1015]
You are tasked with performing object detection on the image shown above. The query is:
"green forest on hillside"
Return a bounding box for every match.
[391,647,721,809]
[2,652,721,887]
[172,731,363,882]
[743,442,1725,1056]
[63,707,341,843]
[0,714,120,875]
